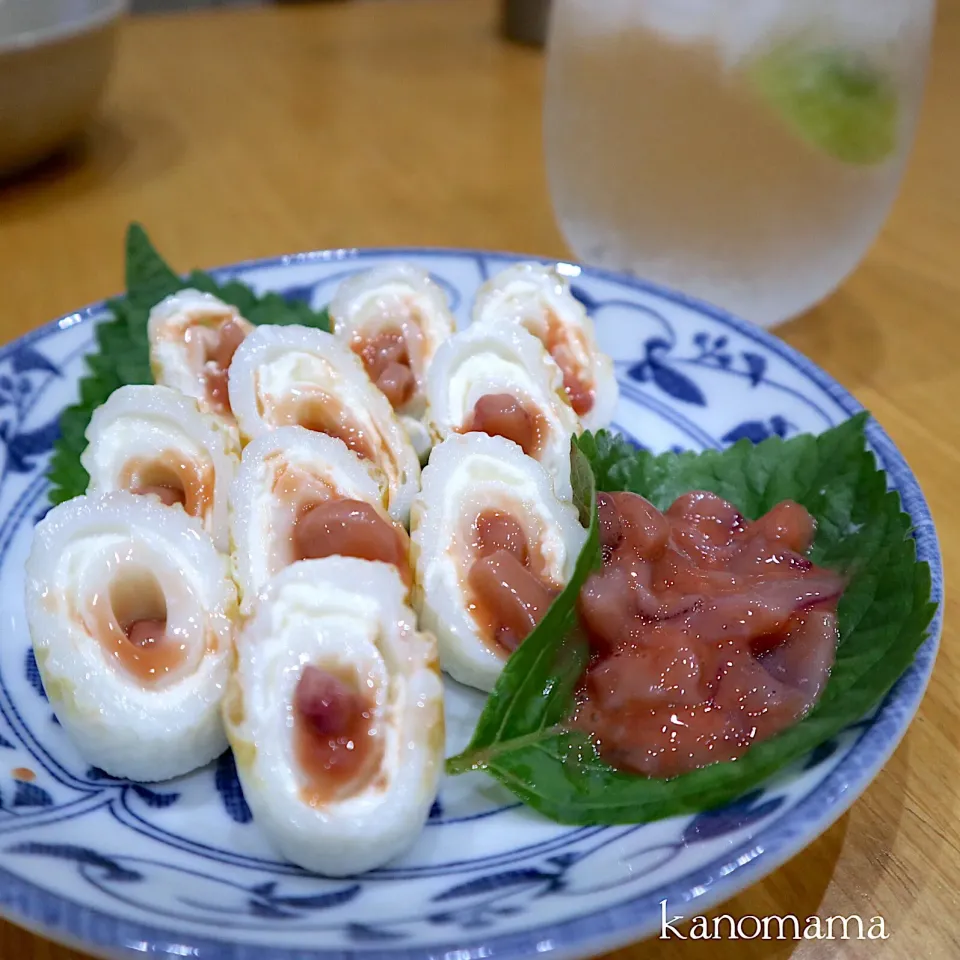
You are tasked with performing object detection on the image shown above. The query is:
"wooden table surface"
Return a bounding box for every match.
[0,0,957,957]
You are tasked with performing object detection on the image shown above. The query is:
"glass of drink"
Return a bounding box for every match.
[544,0,935,327]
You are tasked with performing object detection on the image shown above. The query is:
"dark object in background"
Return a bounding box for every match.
[0,0,123,178]
[500,0,550,47]
[131,0,263,10]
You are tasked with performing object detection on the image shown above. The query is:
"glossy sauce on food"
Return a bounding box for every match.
[86,568,187,685]
[354,329,416,409]
[293,664,382,805]
[573,491,843,777]
[462,393,546,458]
[545,312,594,416]
[120,451,213,517]
[273,390,376,462]
[466,510,558,654]
[184,318,249,415]
[292,498,411,585]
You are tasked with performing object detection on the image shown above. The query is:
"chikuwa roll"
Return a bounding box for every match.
[148,289,255,422]
[223,557,443,876]
[329,264,456,460]
[411,433,586,692]
[424,318,581,502]
[230,426,410,613]
[81,384,239,552]
[228,324,421,525]
[25,492,236,782]
[473,263,618,431]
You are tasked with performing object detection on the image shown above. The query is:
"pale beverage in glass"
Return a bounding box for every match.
[544,0,935,327]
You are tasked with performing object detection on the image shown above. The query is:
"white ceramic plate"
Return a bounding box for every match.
[0,249,941,960]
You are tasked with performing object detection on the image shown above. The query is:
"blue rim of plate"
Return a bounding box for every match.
[0,247,943,960]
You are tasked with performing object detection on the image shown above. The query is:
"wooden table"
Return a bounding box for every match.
[1,1,957,957]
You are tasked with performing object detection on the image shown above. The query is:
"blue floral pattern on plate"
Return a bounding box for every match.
[0,250,941,960]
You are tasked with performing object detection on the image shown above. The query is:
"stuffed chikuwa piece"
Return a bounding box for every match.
[229,426,410,613]
[411,432,586,692]
[425,318,581,502]
[473,262,618,432]
[223,556,444,876]
[329,263,456,461]
[148,288,254,424]
[227,324,421,525]
[25,492,236,782]
[82,384,238,552]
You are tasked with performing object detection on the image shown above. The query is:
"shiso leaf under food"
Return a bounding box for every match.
[48,224,331,504]
[447,415,936,825]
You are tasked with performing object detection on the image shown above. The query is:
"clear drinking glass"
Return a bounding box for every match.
[544,0,935,327]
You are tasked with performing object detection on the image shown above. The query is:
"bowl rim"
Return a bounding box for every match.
[0,0,127,55]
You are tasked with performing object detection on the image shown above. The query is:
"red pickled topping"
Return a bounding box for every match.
[278,393,376,461]
[616,491,671,559]
[90,583,185,686]
[377,362,416,408]
[292,498,411,585]
[295,665,359,735]
[572,490,843,777]
[587,635,710,709]
[205,367,231,413]
[213,319,247,369]
[667,491,747,546]
[121,452,213,518]
[751,500,816,553]
[597,492,622,545]
[759,611,837,700]
[319,419,373,461]
[544,312,595,416]
[681,577,844,644]
[466,509,558,656]
[468,551,557,652]
[712,652,810,741]
[463,393,545,458]
[579,564,636,649]
[125,618,167,649]
[473,510,529,563]
[293,665,382,804]
[725,534,814,576]
[576,698,750,778]
[198,318,249,416]
[356,330,416,409]
[562,368,594,417]
[110,612,183,683]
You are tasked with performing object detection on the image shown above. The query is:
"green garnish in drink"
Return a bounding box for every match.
[748,43,900,165]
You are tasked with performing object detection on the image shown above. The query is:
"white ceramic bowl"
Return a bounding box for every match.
[0,0,126,177]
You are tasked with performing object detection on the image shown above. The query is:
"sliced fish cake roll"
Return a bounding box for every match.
[411,433,586,692]
[230,426,410,613]
[473,263,618,431]
[81,384,238,552]
[330,263,456,460]
[148,289,254,422]
[224,557,443,876]
[25,492,236,782]
[425,318,580,502]
[228,324,421,525]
